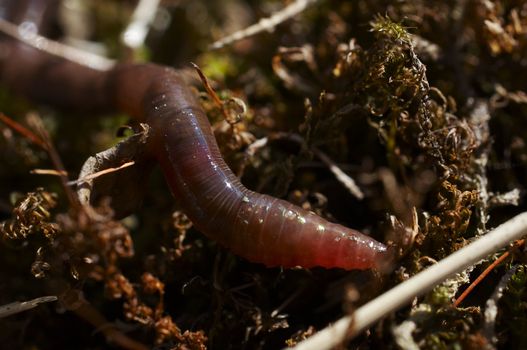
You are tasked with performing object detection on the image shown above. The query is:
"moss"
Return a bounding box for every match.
[498,265,527,349]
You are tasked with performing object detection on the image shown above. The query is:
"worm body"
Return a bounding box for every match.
[139,71,387,269]
[0,3,388,270]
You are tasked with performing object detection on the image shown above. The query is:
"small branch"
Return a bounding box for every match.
[0,17,114,70]
[210,0,321,50]
[287,212,527,350]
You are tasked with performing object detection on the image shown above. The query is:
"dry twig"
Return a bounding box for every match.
[68,161,135,186]
[210,0,321,50]
[287,212,527,350]
[0,296,57,318]
[285,133,364,199]
[244,133,364,200]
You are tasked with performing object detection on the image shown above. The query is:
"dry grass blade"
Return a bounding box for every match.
[191,62,224,108]
[191,62,245,125]
[286,133,364,200]
[30,169,68,176]
[244,133,364,199]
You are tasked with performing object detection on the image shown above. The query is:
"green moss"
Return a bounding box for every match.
[498,265,527,348]
[370,15,412,43]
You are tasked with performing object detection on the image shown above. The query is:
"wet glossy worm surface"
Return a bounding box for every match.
[0,1,388,270]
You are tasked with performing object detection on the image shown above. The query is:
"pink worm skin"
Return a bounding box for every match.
[0,7,388,270]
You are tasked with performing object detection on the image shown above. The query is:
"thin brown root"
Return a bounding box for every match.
[0,112,47,149]
[72,300,149,350]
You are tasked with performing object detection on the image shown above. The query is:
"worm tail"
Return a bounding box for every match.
[231,194,387,270]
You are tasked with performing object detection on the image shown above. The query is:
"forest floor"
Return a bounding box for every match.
[1,1,527,349]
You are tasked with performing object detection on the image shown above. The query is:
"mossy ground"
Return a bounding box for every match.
[1,1,527,349]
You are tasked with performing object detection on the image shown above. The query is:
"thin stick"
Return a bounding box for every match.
[31,161,135,185]
[121,0,161,49]
[0,17,114,70]
[286,212,527,350]
[243,133,364,199]
[210,0,321,50]
[276,133,364,200]
[68,161,135,186]
[453,239,524,307]
[0,296,57,318]
[30,169,68,176]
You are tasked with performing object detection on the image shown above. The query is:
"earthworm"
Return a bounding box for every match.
[0,0,388,270]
